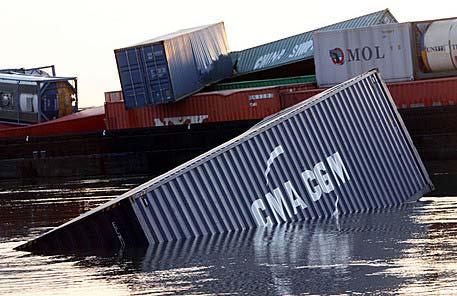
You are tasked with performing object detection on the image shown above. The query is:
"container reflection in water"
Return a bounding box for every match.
[78,205,425,295]
[3,179,457,294]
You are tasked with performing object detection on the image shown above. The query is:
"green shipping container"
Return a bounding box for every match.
[231,9,397,75]
[207,75,316,91]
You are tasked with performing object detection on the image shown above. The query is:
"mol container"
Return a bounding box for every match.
[115,23,232,108]
[313,23,415,87]
[17,70,433,254]
[314,17,457,87]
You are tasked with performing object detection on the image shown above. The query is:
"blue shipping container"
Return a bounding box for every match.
[115,23,233,108]
[17,70,433,254]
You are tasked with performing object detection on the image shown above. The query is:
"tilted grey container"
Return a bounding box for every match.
[17,70,433,253]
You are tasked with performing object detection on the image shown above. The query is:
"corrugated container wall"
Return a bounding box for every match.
[206,75,316,91]
[115,22,232,108]
[281,76,457,110]
[105,83,315,130]
[18,70,433,253]
[280,89,324,109]
[313,23,415,87]
[313,17,457,87]
[388,76,457,108]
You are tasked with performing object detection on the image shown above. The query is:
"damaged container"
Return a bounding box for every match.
[115,22,232,108]
[17,70,433,254]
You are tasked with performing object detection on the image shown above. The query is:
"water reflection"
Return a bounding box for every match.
[72,206,424,295]
[2,177,457,295]
[0,176,150,240]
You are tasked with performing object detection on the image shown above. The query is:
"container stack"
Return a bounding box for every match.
[17,9,457,253]
[105,9,407,130]
[102,10,457,191]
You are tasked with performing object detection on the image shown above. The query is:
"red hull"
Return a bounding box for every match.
[0,107,105,139]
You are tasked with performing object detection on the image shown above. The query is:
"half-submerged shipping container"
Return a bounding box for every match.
[314,17,457,87]
[115,22,232,108]
[17,70,433,254]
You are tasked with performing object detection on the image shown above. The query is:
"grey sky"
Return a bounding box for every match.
[1,0,454,107]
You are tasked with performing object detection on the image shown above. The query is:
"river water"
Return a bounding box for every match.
[1,176,457,295]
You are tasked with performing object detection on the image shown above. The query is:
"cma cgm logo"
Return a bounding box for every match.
[250,145,350,226]
[329,46,385,65]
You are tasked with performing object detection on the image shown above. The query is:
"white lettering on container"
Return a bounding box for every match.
[250,150,351,226]
[154,115,209,126]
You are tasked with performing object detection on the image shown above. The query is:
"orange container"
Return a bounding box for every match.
[104,83,316,130]
[104,87,291,130]
[105,76,457,131]
[387,76,457,108]
[280,76,457,110]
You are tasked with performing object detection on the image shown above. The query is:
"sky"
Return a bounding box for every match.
[1,0,455,108]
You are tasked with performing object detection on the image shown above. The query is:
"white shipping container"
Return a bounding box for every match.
[313,23,415,87]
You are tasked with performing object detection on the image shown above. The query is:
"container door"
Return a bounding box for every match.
[116,48,148,109]
[140,43,174,105]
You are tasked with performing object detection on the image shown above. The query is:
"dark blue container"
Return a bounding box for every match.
[115,23,233,108]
